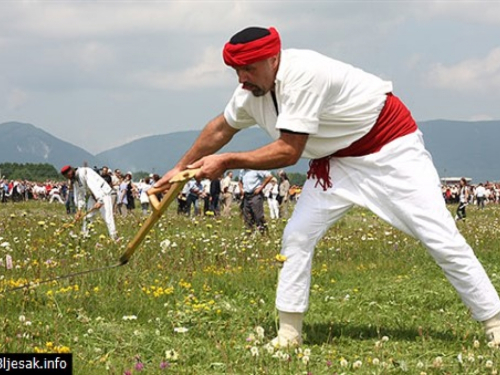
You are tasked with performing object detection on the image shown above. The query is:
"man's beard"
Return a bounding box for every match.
[243,82,266,97]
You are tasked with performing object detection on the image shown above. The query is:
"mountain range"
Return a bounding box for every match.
[0,120,498,183]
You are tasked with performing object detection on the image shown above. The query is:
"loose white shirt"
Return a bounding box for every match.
[224,49,393,159]
[73,167,112,210]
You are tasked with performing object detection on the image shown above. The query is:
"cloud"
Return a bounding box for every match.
[426,47,500,92]
[132,46,232,91]
[7,88,28,110]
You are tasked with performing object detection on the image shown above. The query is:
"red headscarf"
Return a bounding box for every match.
[223,27,281,67]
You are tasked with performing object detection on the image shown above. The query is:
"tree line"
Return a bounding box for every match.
[0,163,62,181]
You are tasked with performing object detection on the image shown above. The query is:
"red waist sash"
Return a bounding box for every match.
[307,93,418,190]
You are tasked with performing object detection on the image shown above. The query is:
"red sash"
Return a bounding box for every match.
[307,94,418,190]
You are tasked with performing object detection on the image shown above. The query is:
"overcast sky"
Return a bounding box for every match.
[1,0,499,154]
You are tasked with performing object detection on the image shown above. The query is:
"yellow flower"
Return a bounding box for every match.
[275,254,287,263]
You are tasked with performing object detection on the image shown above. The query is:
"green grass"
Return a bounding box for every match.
[1,200,500,374]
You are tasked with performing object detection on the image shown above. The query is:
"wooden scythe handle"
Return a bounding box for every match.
[118,168,200,264]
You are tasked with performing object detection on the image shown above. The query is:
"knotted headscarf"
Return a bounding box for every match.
[223,27,281,67]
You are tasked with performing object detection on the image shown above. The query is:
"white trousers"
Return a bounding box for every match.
[82,195,117,240]
[276,131,500,322]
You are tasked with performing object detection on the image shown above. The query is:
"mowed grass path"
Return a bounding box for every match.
[1,200,500,374]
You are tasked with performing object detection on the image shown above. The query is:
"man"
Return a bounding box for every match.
[455,177,469,221]
[238,169,272,233]
[475,182,486,209]
[155,26,500,346]
[61,165,118,240]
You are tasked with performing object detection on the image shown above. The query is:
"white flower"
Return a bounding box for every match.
[457,353,463,364]
[165,349,179,361]
[473,339,480,348]
[160,239,171,252]
[372,358,380,366]
[122,315,138,321]
[486,360,494,368]
[263,343,274,355]
[174,327,189,333]
[250,346,259,357]
[340,358,348,367]
[302,355,310,365]
[303,348,311,356]
[255,326,265,339]
[19,315,26,322]
[353,360,362,369]
[433,356,443,368]
[381,335,389,342]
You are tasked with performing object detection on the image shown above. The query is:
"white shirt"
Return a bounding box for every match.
[224,49,393,159]
[73,167,112,210]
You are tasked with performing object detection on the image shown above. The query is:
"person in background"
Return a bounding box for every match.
[238,169,273,233]
[137,176,153,216]
[221,171,234,216]
[61,165,118,240]
[455,177,469,221]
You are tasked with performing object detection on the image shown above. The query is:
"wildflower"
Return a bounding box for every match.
[160,361,170,369]
[165,349,179,361]
[38,221,46,226]
[255,326,265,339]
[135,362,144,371]
[340,358,348,367]
[160,239,171,251]
[302,355,310,365]
[486,360,494,368]
[372,357,380,366]
[174,327,189,333]
[275,254,287,263]
[381,335,389,342]
[124,370,132,375]
[303,348,311,356]
[433,356,443,368]
[250,346,259,357]
[353,360,362,369]
[122,315,138,321]
[473,339,480,348]
[19,315,26,322]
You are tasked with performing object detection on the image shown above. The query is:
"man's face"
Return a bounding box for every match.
[234,56,279,97]
[63,169,74,179]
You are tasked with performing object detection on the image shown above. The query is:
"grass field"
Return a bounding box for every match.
[1,199,500,374]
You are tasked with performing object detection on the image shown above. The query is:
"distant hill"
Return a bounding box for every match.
[1,120,499,182]
[418,120,499,182]
[0,121,101,172]
[96,127,310,175]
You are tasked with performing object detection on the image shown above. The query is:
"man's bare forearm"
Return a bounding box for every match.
[174,114,239,170]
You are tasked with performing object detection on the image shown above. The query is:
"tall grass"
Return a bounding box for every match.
[1,200,500,374]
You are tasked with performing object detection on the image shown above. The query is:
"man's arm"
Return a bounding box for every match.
[189,130,308,180]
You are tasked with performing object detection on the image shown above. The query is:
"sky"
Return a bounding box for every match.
[1,0,499,154]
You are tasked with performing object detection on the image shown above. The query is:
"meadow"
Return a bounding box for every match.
[1,199,500,374]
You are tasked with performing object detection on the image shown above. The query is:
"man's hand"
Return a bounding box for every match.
[93,202,103,210]
[154,167,183,192]
[188,154,229,180]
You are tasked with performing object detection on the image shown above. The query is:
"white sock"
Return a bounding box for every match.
[272,311,303,347]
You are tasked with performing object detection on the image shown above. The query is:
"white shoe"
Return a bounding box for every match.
[483,312,500,345]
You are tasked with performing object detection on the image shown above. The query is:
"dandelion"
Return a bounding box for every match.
[250,346,259,357]
[302,355,310,365]
[122,315,138,321]
[19,315,26,322]
[160,239,171,251]
[372,358,380,366]
[353,360,362,369]
[340,358,348,367]
[433,356,443,368]
[486,360,494,368]
[275,254,287,263]
[255,326,265,339]
[381,335,389,342]
[473,339,480,348]
[303,348,311,356]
